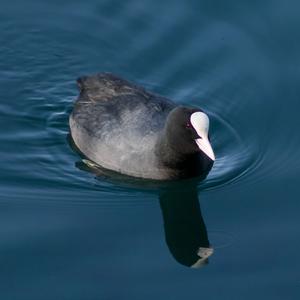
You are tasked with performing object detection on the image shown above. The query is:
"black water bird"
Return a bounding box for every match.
[70,73,215,180]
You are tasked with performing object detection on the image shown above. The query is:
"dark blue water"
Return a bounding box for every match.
[1,0,300,299]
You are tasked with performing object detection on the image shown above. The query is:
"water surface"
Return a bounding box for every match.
[1,0,300,299]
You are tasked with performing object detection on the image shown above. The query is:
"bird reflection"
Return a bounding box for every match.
[159,181,213,268]
[69,134,213,268]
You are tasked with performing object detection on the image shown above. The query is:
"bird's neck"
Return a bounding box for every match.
[155,132,213,179]
[156,132,198,171]
[156,135,185,169]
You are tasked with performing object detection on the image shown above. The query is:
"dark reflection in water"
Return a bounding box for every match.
[159,182,213,268]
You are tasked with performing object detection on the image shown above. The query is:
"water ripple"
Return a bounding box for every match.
[1,1,298,206]
[200,111,258,191]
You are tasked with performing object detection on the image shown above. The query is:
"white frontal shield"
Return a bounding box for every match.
[190,112,215,161]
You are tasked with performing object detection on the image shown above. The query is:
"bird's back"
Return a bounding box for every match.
[70,73,176,178]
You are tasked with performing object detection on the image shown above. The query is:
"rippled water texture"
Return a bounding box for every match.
[1,0,300,299]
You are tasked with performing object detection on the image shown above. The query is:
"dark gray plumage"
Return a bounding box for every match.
[69,73,214,180]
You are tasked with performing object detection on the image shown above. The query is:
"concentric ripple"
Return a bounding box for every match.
[38,78,261,199]
[199,111,259,191]
[0,0,287,205]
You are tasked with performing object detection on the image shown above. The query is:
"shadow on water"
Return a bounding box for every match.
[69,135,213,268]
